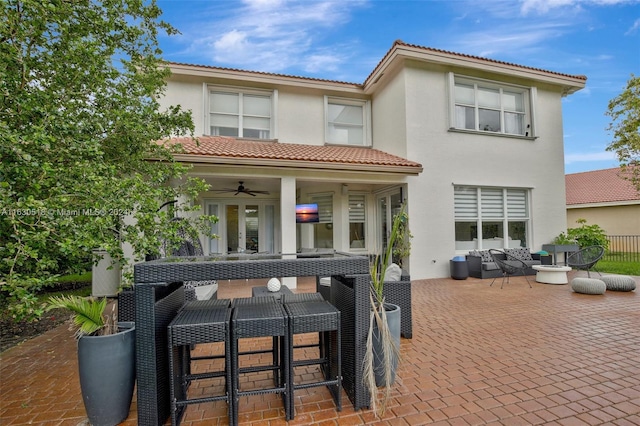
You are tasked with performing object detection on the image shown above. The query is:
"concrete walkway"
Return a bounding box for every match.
[1,271,638,425]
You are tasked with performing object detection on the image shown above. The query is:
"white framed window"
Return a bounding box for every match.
[324,96,371,146]
[449,73,536,137]
[207,86,276,139]
[454,186,530,250]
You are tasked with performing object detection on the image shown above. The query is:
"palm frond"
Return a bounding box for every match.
[47,295,107,339]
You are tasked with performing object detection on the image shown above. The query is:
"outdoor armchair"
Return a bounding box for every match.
[488,249,532,289]
[566,245,605,277]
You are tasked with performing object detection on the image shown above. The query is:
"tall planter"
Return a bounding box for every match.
[92,249,121,297]
[78,322,136,426]
[372,303,401,387]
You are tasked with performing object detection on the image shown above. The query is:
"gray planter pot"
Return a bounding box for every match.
[372,303,401,387]
[78,322,135,426]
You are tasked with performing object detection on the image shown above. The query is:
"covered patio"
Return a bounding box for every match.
[1,272,639,425]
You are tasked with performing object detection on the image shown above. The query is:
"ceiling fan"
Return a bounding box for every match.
[214,181,270,197]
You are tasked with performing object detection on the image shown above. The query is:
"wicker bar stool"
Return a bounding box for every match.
[282,293,342,419]
[167,298,233,426]
[231,297,291,425]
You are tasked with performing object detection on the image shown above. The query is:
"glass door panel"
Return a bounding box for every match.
[226,205,239,252]
[245,205,259,252]
[225,204,260,253]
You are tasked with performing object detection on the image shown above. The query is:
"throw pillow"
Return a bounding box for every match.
[385,263,402,281]
[505,247,533,261]
[478,250,493,262]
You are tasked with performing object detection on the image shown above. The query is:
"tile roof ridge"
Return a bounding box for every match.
[566,167,621,176]
[165,61,362,87]
[166,39,586,89]
[364,39,587,86]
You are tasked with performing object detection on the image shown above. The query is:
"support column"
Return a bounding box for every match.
[280,177,297,288]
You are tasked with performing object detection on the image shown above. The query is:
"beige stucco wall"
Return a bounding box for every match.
[567,204,640,235]
[376,61,570,278]
[161,74,364,146]
[161,63,576,279]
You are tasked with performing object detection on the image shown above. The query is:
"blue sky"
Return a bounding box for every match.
[156,0,640,175]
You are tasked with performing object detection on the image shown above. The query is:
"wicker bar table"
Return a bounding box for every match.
[133,252,369,426]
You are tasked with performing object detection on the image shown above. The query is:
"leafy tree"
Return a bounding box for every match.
[1,0,211,320]
[606,74,640,191]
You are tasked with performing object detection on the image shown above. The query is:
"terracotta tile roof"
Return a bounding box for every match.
[165,136,423,173]
[566,167,640,205]
[167,40,586,88]
[166,61,361,87]
[365,40,587,86]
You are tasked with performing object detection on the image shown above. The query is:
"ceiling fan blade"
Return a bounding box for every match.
[215,181,269,196]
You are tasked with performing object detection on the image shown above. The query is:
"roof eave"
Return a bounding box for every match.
[364,43,586,94]
[167,62,364,94]
[567,200,640,208]
[172,154,423,175]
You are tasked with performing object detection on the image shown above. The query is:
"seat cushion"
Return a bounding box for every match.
[482,262,500,271]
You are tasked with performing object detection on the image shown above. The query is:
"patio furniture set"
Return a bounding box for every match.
[464,246,610,289]
[131,252,413,426]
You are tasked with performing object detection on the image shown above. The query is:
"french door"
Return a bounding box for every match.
[207,201,277,254]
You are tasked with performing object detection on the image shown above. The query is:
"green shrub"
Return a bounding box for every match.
[566,219,609,249]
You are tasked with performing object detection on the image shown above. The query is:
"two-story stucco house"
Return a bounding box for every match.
[159,40,586,280]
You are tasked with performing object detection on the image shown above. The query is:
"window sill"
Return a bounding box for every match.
[448,128,537,141]
[324,142,372,148]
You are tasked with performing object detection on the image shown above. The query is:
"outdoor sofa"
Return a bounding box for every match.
[466,248,542,279]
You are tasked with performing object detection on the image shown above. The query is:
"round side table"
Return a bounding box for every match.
[532,265,571,284]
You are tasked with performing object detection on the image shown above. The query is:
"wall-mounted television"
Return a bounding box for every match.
[296,203,319,223]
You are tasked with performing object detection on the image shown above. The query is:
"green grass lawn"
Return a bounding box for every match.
[56,271,92,283]
[36,272,93,303]
[596,260,640,276]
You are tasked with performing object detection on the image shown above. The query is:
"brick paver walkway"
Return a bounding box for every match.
[1,272,638,425]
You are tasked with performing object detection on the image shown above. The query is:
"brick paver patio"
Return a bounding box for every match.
[1,272,638,425]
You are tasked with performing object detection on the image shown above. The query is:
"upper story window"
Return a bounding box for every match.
[208,87,275,139]
[325,96,371,146]
[449,73,536,137]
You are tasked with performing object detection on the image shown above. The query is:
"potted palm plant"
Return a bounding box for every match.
[47,295,135,426]
[363,204,408,417]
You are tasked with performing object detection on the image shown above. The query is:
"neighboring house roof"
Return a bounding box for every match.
[566,167,640,207]
[165,136,423,175]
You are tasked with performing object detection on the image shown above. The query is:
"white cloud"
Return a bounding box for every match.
[565,151,617,164]
[626,18,640,34]
[521,0,638,15]
[180,0,368,74]
[451,20,570,58]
